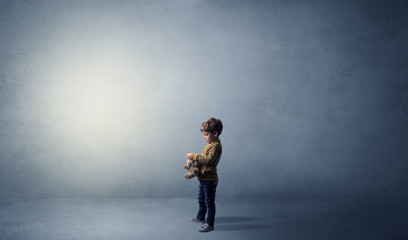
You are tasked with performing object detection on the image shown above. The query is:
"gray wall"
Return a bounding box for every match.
[0,0,407,198]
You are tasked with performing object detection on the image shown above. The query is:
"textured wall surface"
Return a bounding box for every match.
[0,0,407,198]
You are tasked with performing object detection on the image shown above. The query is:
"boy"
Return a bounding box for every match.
[186,117,223,232]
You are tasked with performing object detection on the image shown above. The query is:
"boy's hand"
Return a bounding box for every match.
[186,153,194,160]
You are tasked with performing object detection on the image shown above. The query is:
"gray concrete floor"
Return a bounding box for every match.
[0,197,407,240]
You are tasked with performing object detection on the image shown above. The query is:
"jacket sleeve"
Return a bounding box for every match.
[191,144,220,167]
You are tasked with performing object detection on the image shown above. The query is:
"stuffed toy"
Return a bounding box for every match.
[184,159,200,179]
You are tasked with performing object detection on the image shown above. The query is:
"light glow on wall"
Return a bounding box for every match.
[13,13,165,194]
[26,12,157,158]
[45,50,140,151]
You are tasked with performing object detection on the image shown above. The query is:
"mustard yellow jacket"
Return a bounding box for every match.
[191,140,222,182]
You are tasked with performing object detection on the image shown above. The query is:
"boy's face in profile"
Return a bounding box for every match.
[202,131,218,144]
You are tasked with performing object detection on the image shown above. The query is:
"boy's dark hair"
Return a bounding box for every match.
[200,117,223,135]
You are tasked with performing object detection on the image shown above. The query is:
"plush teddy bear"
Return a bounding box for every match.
[184,159,200,179]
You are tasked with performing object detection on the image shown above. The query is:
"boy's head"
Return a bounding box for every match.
[200,117,223,143]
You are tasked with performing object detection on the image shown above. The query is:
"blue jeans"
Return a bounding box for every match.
[196,180,218,226]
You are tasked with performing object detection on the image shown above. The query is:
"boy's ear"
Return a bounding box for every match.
[214,131,219,137]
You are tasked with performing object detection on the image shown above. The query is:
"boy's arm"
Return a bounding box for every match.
[187,145,220,166]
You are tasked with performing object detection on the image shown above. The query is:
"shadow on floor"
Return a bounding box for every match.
[216,216,256,224]
[215,216,270,231]
[216,223,271,231]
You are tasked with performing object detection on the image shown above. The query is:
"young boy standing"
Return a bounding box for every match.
[187,117,223,232]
